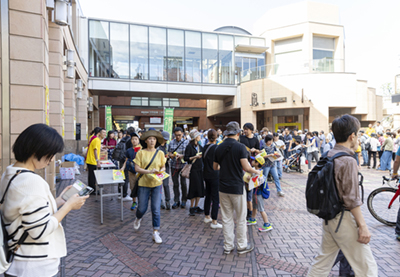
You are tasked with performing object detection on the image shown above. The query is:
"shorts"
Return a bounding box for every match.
[247,189,253,202]
[252,193,265,212]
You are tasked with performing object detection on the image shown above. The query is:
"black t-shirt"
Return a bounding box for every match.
[293,135,301,143]
[239,135,260,150]
[202,144,218,179]
[214,138,248,195]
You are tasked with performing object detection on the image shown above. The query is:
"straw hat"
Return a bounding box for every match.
[140,130,165,144]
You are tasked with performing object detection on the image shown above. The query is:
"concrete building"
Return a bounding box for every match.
[208,1,383,132]
[0,0,384,178]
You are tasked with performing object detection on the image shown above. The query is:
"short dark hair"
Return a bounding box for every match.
[272,132,279,137]
[320,130,324,134]
[92,127,102,136]
[264,134,273,143]
[126,127,135,134]
[173,127,183,133]
[332,114,360,143]
[243,123,254,131]
[306,132,313,137]
[207,129,218,143]
[13,124,64,163]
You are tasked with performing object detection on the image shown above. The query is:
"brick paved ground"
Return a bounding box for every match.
[52,165,400,277]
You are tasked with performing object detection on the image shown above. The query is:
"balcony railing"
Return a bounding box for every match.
[240,59,345,83]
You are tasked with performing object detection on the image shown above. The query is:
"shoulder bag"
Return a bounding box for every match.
[0,170,32,273]
[131,150,160,197]
[181,145,197,179]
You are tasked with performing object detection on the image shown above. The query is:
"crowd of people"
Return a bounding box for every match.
[2,118,399,276]
[85,121,400,246]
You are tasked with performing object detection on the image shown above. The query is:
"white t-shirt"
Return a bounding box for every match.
[375,125,383,134]
[7,258,59,277]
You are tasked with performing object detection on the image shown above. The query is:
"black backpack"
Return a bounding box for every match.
[305,152,363,232]
[112,141,126,161]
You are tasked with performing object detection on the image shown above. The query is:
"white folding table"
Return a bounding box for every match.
[94,169,124,224]
[99,160,116,169]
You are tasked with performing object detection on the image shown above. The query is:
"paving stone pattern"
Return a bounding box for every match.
[51,166,400,276]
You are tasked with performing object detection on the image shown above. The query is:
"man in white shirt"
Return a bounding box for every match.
[375,121,383,134]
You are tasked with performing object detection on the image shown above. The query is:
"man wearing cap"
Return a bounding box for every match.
[168,127,190,209]
[214,121,260,255]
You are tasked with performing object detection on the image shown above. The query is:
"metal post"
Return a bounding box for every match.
[1,0,10,174]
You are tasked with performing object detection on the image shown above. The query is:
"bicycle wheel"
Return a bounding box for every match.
[367,187,399,226]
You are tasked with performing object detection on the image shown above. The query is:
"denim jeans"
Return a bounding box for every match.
[276,160,283,179]
[136,185,162,229]
[262,165,282,192]
[378,151,392,171]
[361,150,368,165]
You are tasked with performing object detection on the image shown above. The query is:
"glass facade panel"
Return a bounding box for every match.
[149,27,167,81]
[150,98,162,106]
[130,97,141,106]
[89,20,110,77]
[142,97,149,106]
[202,33,218,83]
[170,98,180,107]
[130,25,148,80]
[185,31,201,82]
[110,23,129,79]
[235,36,250,45]
[167,29,184,81]
[219,35,234,84]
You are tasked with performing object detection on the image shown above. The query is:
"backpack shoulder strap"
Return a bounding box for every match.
[0,170,34,204]
[329,152,354,161]
[203,144,216,160]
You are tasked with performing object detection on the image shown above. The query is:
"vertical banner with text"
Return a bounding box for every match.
[45,86,49,126]
[105,106,113,132]
[163,108,174,141]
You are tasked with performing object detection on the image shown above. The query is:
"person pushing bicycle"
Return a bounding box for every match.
[391,145,400,241]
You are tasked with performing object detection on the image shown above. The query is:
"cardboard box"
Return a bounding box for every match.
[56,161,77,173]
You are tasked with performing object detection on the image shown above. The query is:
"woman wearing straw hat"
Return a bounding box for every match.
[184,129,205,216]
[133,130,166,244]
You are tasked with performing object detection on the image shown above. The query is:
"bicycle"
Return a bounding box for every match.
[367,176,400,226]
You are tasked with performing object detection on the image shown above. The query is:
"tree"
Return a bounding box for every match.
[380,82,393,96]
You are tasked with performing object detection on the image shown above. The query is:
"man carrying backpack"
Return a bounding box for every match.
[307,115,377,276]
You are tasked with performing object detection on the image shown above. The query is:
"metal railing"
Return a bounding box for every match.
[240,59,345,83]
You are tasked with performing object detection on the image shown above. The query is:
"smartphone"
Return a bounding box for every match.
[62,180,93,201]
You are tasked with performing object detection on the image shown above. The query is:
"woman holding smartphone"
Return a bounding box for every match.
[0,124,88,277]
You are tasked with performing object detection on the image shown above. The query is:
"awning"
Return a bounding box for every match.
[235,44,269,54]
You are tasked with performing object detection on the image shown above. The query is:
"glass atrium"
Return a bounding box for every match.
[88,20,266,85]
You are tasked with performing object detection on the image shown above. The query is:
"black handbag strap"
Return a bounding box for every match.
[137,150,160,181]
[203,144,216,160]
[170,139,185,154]
[0,170,34,204]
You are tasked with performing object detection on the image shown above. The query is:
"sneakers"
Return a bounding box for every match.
[237,244,254,255]
[152,231,162,244]
[210,222,223,229]
[130,202,137,210]
[247,218,257,225]
[277,191,285,197]
[119,195,133,201]
[189,207,196,216]
[161,201,166,209]
[224,249,232,255]
[133,218,142,230]
[181,202,186,209]
[258,223,273,232]
[396,234,400,241]
[195,207,204,214]
[204,217,212,224]
[172,202,180,209]
[165,201,171,210]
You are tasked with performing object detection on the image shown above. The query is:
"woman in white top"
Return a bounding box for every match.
[368,133,379,169]
[1,124,88,277]
[304,132,319,171]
